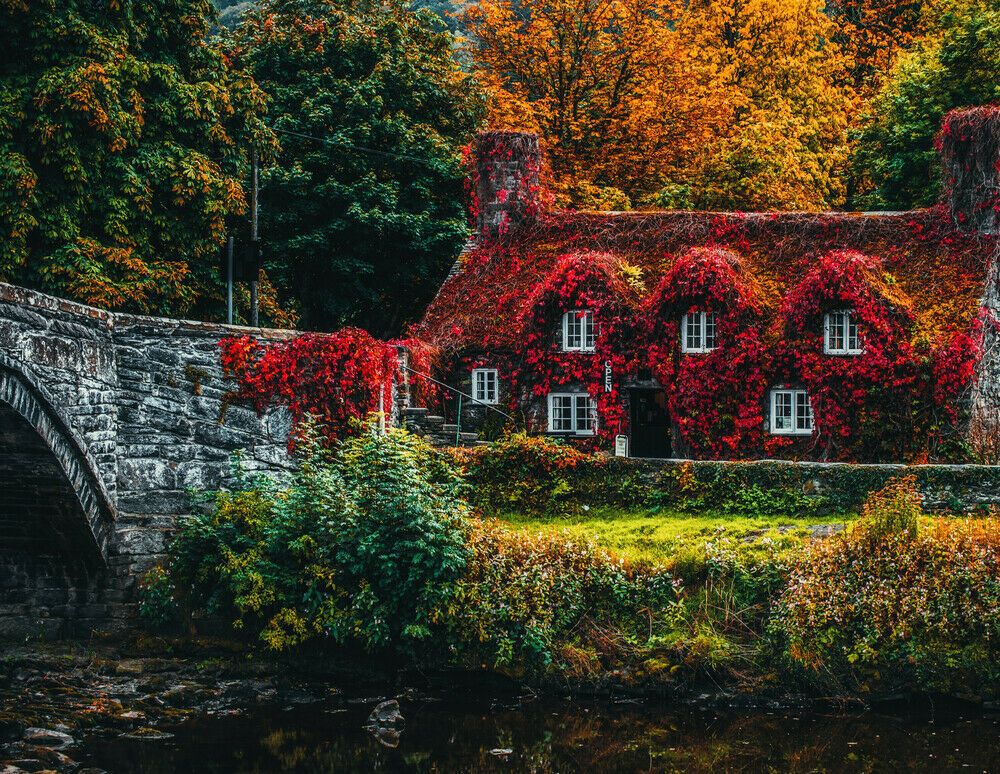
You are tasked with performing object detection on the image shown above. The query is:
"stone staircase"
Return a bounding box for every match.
[401,407,484,447]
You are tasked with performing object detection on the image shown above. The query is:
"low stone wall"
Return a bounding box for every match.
[459,442,1000,514]
[618,457,1000,512]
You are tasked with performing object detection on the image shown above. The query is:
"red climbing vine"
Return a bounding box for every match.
[643,247,770,458]
[507,252,643,444]
[220,330,398,446]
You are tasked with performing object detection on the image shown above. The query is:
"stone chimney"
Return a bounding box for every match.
[473,131,543,241]
[938,106,1000,234]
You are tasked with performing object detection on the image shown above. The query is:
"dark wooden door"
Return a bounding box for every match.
[629,389,671,458]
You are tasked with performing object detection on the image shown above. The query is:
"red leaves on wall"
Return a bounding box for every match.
[506,253,642,442]
[643,247,769,458]
[437,244,980,462]
[219,330,398,446]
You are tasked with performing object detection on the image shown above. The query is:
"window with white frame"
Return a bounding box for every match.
[769,388,814,436]
[823,310,862,355]
[681,311,718,353]
[547,393,598,435]
[562,310,596,352]
[472,368,499,405]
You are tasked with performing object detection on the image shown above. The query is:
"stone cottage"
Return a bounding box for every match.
[409,109,1000,462]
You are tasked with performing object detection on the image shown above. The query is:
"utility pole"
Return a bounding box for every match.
[226,235,235,325]
[250,144,260,327]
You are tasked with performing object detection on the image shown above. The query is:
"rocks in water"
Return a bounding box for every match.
[367,699,404,729]
[21,727,74,750]
[366,699,404,748]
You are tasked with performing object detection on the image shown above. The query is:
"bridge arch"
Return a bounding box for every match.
[0,356,116,632]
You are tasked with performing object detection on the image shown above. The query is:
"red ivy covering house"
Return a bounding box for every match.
[409,112,1000,463]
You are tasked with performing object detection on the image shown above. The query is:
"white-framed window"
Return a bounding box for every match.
[561,310,596,352]
[547,393,598,435]
[472,368,499,405]
[823,310,863,355]
[681,311,718,353]
[769,388,814,436]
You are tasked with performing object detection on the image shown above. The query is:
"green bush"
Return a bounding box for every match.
[138,566,179,630]
[442,518,676,675]
[454,432,643,516]
[166,425,468,655]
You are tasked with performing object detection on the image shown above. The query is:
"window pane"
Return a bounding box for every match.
[829,312,845,351]
[572,395,596,433]
[847,314,860,352]
[774,392,792,430]
[685,313,701,350]
[704,312,717,350]
[565,312,581,349]
[583,311,595,350]
[474,370,497,403]
[796,392,814,431]
[551,396,572,431]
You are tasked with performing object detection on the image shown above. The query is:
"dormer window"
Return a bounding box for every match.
[681,311,718,354]
[562,310,596,352]
[824,310,862,355]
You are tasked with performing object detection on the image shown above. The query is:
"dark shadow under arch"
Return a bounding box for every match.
[0,361,116,634]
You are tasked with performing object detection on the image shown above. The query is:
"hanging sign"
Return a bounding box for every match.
[604,360,613,393]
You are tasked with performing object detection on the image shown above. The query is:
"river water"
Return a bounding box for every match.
[77,694,999,773]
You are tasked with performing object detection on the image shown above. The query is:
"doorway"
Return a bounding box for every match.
[629,389,672,458]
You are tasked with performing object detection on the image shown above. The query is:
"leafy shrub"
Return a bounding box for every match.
[167,425,468,655]
[455,432,641,516]
[853,474,920,541]
[775,478,1000,694]
[442,518,675,675]
[138,566,179,629]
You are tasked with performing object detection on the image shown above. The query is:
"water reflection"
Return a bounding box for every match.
[80,695,999,773]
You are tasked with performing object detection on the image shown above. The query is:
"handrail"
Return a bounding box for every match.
[398,364,516,422]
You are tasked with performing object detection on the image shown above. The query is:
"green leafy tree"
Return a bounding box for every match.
[851,2,1000,209]
[166,425,469,659]
[226,0,484,335]
[0,0,269,314]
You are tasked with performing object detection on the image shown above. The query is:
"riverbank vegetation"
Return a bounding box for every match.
[144,429,1000,703]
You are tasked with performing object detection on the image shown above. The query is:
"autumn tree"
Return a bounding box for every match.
[673,0,857,211]
[464,0,728,209]
[0,0,268,314]
[227,0,484,334]
[467,0,856,211]
[851,1,1000,209]
[827,0,927,92]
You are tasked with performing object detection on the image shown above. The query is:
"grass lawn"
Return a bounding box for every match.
[498,506,858,565]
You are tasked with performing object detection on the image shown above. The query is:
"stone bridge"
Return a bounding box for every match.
[0,283,296,637]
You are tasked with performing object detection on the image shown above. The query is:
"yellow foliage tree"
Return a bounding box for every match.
[673,0,856,210]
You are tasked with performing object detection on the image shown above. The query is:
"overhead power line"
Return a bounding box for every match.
[269,126,452,167]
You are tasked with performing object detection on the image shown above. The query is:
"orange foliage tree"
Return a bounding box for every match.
[464,0,729,209]
[466,0,858,211]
